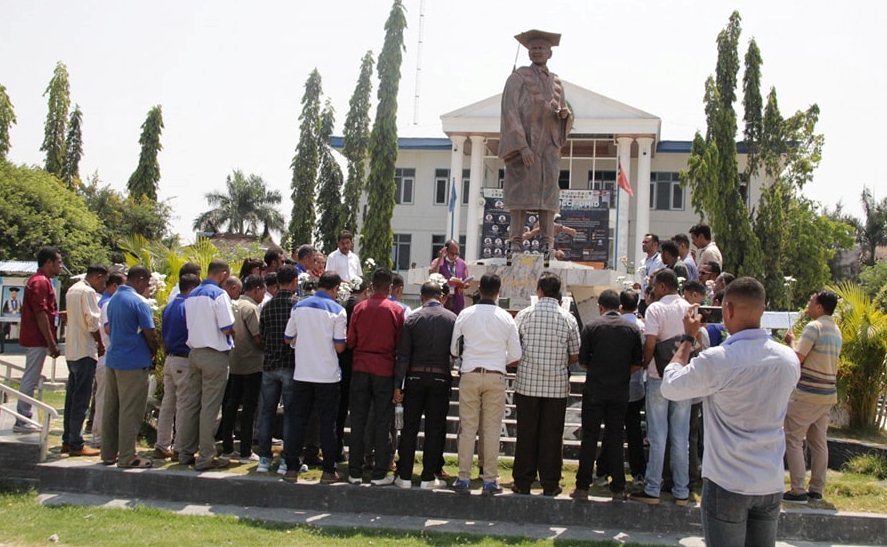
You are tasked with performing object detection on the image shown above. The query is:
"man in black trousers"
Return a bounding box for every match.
[393,281,457,489]
[572,289,643,501]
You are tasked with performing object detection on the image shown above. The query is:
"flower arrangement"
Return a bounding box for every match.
[337,275,364,303]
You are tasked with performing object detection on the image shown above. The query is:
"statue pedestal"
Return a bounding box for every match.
[408,256,637,324]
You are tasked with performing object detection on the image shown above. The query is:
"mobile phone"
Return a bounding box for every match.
[699,305,723,324]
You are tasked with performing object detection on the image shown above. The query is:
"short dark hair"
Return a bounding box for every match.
[243,274,266,292]
[814,290,839,315]
[372,268,393,290]
[392,273,404,289]
[645,233,660,245]
[653,268,679,291]
[689,223,712,241]
[86,264,108,277]
[660,240,679,258]
[179,273,200,293]
[673,233,690,248]
[127,265,150,281]
[724,277,765,307]
[718,272,736,286]
[620,289,639,312]
[478,274,501,298]
[536,272,561,299]
[264,249,283,266]
[598,289,620,310]
[179,262,201,278]
[338,230,353,242]
[276,264,296,285]
[296,244,316,261]
[107,272,125,287]
[713,290,725,305]
[683,280,707,295]
[318,271,341,290]
[207,260,230,276]
[263,272,279,287]
[706,261,722,275]
[239,258,264,280]
[420,281,443,299]
[36,246,60,267]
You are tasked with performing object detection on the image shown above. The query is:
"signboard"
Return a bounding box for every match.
[480,189,611,265]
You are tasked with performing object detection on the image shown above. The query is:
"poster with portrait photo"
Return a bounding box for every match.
[1,283,24,319]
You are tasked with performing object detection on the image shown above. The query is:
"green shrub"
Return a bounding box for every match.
[842,453,887,480]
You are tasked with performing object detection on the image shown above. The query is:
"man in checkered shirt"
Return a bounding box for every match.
[511,272,580,496]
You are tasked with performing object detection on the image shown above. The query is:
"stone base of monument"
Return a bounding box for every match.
[409,254,635,324]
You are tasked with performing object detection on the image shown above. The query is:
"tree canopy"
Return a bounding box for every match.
[0,161,107,272]
[315,100,345,254]
[341,50,374,233]
[127,105,164,201]
[41,62,70,178]
[0,83,16,161]
[62,104,83,189]
[287,69,324,249]
[193,169,284,237]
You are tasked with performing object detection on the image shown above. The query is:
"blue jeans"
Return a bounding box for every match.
[256,367,295,463]
[62,357,96,448]
[702,479,781,547]
[645,377,691,499]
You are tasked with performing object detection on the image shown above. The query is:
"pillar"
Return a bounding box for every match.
[615,136,633,269]
[635,136,654,268]
[464,135,485,262]
[446,135,466,242]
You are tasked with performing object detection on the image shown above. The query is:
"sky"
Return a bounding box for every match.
[2,0,885,240]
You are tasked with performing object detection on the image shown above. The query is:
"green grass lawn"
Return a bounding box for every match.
[0,491,651,547]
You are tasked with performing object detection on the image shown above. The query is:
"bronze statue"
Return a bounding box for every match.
[499,29,573,261]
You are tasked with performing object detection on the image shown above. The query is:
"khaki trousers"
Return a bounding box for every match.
[457,371,506,482]
[784,397,832,494]
[100,367,149,465]
[154,355,190,452]
[178,347,230,466]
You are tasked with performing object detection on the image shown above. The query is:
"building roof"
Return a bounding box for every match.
[656,140,749,154]
[328,136,452,151]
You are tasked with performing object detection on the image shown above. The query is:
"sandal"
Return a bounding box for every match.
[118,456,152,469]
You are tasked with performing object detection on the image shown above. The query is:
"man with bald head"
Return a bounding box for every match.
[661,278,800,546]
[500,29,573,261]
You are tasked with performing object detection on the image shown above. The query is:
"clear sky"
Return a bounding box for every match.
[2,0,884,240]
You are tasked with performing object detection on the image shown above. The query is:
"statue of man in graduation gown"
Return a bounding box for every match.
[499,29,573,260]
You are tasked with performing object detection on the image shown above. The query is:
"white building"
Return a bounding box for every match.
[333,81,759,282]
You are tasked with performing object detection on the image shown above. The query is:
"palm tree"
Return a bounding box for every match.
[193,170,285,237]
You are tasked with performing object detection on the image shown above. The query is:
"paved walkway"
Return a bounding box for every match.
[0,349,69,386]
[37,492,860,546]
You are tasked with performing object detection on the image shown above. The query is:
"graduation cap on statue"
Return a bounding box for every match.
[514,29,562,48]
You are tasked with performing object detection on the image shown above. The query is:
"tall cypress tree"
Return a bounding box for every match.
[315,100,345,254]
[41,62,71,177]
[62,104,83,189]
[361,0,407,268]
[0,83,16,161]
[127,105,164,201]
[287,69,323,248]
[341,51,375,233]
[682,11,763,278]
[742,39,763,177]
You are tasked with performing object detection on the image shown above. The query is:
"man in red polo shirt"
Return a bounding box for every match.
[346,268,404,486]
[16,247,63,433]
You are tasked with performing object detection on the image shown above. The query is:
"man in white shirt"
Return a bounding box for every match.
[62,265,108,456]
[326,230,363,283]
[661,277,799,547]
[632,268,695,506]
[689,223,723,269]
[179,260,236,471]
[283,271,347,484]
[450,274,522,496]
[641,233,665,292]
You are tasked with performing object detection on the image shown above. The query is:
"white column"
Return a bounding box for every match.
[635,137,654,268]
[446,135,466,242]
[615,136,633,269]
[464,135,485,262]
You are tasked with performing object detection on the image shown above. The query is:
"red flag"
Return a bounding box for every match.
[617,159,634,197]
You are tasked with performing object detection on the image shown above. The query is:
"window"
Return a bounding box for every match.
[588,170,616,209]
[497,168,505,189]
[434,169,449,205]
[462,169,470,205]
[650,172,684,211]
[739,173,749,205]
[558,170,570,190]
[431,234,446,262]
[392,233,412,271]
[395,168,415,205]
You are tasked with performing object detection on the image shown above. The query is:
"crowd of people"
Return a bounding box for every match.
[10,222,842,546]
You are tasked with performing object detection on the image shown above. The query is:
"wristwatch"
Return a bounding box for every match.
[679,334,696,346]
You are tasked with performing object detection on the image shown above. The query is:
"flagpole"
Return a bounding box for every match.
[613,159,620,270]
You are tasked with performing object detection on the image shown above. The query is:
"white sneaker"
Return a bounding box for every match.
[347,474,362,485]
[257,456,271,473]
[371,473,396,486]
[420,478,443,490]
[299,463,309,473]
[13,422,40,434]
[277,460,289,475]
[394,477,412,489]
[244,453,260,462]
[593,475,609,487]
